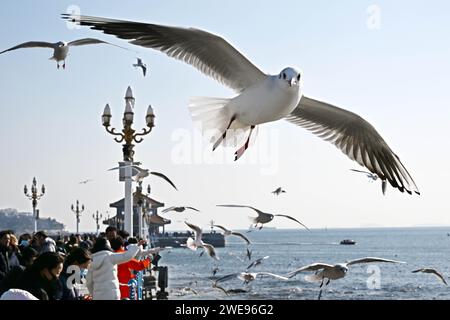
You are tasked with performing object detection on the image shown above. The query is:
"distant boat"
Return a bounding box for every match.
[340,239,357,245]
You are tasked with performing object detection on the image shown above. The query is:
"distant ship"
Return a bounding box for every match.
[340,239,357,245]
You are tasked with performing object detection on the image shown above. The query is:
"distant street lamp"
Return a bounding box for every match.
[71,200,85,234]
[102,86,155,236]
[24,177,45,233]
[92,210,103,236]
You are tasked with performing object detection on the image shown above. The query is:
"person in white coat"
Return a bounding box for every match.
[85,237,141,300]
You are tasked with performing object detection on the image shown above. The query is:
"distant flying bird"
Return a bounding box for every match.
[350,169,387,195]
[78,179,93,184]
[212,266,220,276]
[108,165,177,190]
[246,256,270,271]
[412,268,448,286]
[64,14,420,195]
[0,38,128,69]
[217,204,310,231]
[133,57,147,76]
[185,221,218,260]
[272,187,286,195]
[215,272,289,285]
[246,248,252,261]
[213,224,251,245]
[162,206,200,213]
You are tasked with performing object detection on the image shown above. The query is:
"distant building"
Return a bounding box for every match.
[104,191,170,237]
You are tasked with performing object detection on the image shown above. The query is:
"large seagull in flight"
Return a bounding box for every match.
[63,14,420,195]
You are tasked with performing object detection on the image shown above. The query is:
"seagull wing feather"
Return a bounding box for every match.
[61,15,266,92]
[0,41,55,54]
[274,214,310,231]
[150,172,178,190]
[285,96,420,195]
[346,257,405,266]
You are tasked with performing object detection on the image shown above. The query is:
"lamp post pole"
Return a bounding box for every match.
[101,86,155,236]
[92,210,103,236]
[24,177,45,233]
[71,200,85,234]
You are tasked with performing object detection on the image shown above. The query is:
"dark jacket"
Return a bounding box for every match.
[0,245,10,282]
[0,265,25,296]
[14,268,62,300]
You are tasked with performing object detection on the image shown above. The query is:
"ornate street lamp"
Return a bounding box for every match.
[71,200,85,234]
[101,86,155,236]
[92,210,103,236]
[24,177,45,233]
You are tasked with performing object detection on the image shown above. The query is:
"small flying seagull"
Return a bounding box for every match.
[217,204,310,231]
[212,266,220,276]
[133,57,148,76]
[215,272,289,285]
[246,248,252,261]
[246,256,270,271]
[162,206,200,213]
[272,187,286,195]
[0,38,128,69]
[108,165,177,190]
[78,179,93,184]
[412,268,448,286]
[64,14,420,195]
[350,169,387,195]
[213,224,251,245]
[185,221,218,260]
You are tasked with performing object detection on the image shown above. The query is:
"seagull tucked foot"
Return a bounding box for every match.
[213,116,236,151]
[234,125,255,161]
[57,63,60,69]
[63,62,66,69]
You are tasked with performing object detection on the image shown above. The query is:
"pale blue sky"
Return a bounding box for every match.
[0,1,449,232]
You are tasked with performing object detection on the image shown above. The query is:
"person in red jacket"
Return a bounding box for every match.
[110,236,151,299]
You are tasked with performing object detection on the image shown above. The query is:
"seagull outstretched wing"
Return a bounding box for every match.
[286,96,420,195]
[61,14,266,92]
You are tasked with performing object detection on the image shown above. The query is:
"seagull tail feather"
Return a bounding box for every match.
[188,97,248,148]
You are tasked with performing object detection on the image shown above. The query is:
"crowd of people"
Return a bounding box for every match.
[0,226,161,300]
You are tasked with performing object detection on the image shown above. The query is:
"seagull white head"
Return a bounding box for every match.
[335,264,349,275]
[278,67,301,88]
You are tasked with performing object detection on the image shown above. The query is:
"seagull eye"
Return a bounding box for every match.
[282,73,286,80]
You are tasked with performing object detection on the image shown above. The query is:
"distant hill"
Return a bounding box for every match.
[0,208,65,234]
